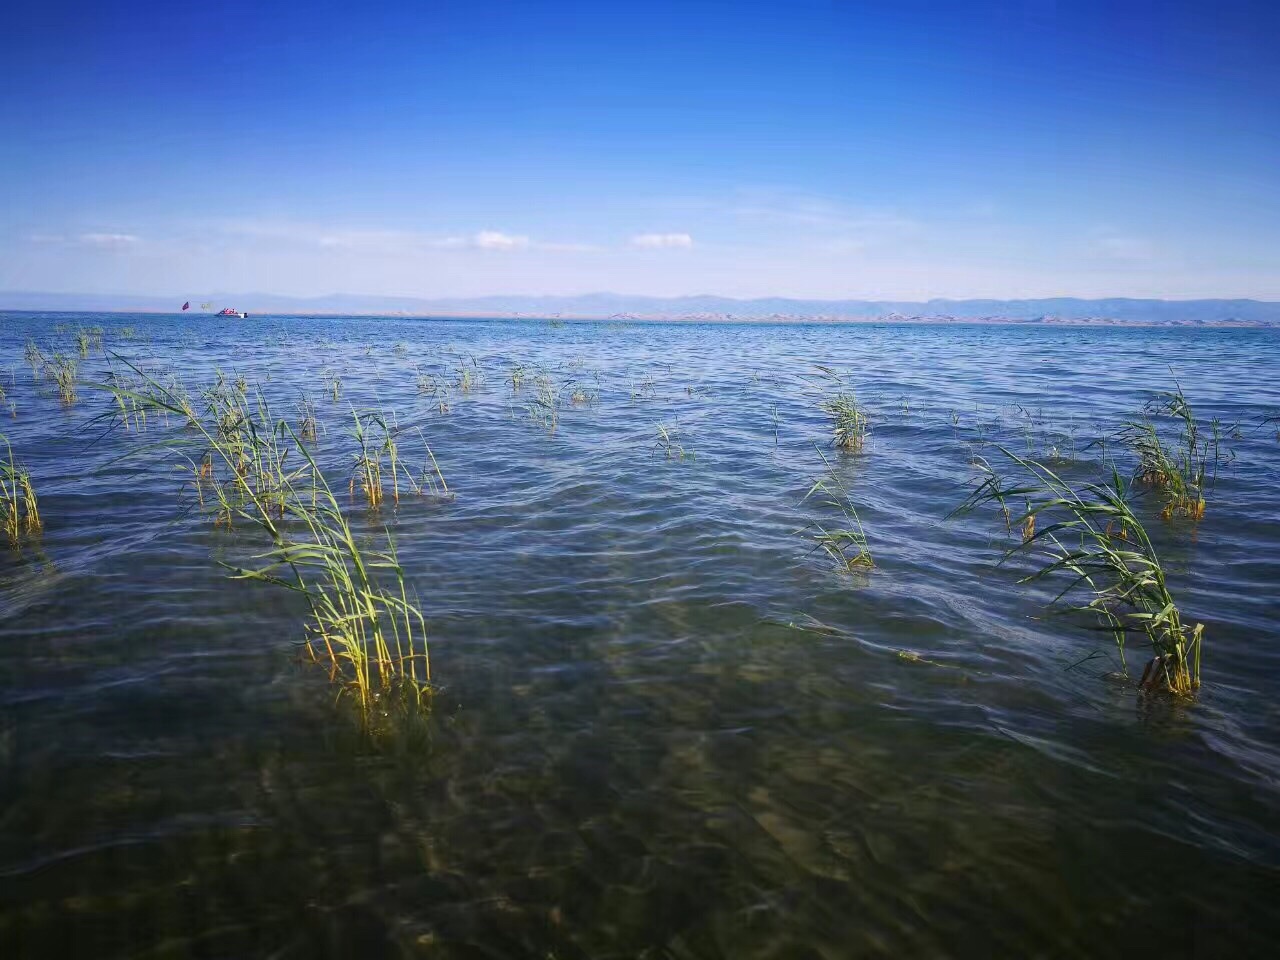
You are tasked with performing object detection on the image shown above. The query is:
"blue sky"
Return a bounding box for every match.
[3,0,1278,300]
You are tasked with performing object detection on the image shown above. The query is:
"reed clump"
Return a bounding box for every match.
[954,447,1203,695]
[1,437,41,548]
[526,377,561,433]
[456,360,478,393]
[324,371,342,402]
[46,354,78,405]
[24,340,44,378]
[103,363,432,709]
[822,392,869,451]
[654,422,692,460]
[801,451,872,570]
[1118,382,1223,521]
[296,396,319,442]
[349,409,448,507]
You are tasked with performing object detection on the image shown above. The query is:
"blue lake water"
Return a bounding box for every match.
[1,312,1279,957]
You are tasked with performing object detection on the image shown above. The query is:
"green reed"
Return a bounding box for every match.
[106,367,148,431]
[525,377,561,433]
[1117,381,1223,521]
[45,354,78,405]
[348,409,447,506]
[654,422,691,460]
[324,371,342,402]
[822,391,869,451]
[1,436,41,548]
[24,340,44,378]
[296,396,319,442]
[954,447,1203,695]
[102,362,432,709]
[801,449,872,570]
[456,359,479,393]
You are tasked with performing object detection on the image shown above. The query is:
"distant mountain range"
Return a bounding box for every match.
[3,290,1279,324]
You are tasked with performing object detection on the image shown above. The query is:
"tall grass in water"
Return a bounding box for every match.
[654,422,691,460]
[296,396,319,442]
[102,363,432,709]
[822,392,869,451]
[954,447,1203,695]
[1118,382,1224,521]
[525,377,561,433]
[456,358,479,393]
[24,340,44,379]
[349,409,449,507]
[801,450,872,570]
[45,354,78,406]
[1,437,41,548]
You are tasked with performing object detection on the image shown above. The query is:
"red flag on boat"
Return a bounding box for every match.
[182,301,190,311]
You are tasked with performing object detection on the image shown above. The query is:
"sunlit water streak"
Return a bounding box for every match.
[1,313,1278,957]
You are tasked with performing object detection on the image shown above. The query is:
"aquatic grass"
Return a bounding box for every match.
[456,360,478,393]
[654,422,692,460]
[324,371,342,402]
[106,368,148,431]
[1,436,41,548]
[348,409,447,506]
[296,395,319,442]
[801,450,872,571]
[953,446,1204,695]
[101,361,432,709]
[508,363,528,391]
[24,340,44,378]
[525,376,561,433]
[1117,381,1222,521]
[45,354,78,406]
[569,376,600,405]
[822,392,869,451]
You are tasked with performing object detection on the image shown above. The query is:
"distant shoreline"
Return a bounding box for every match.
[1,307,1276,328]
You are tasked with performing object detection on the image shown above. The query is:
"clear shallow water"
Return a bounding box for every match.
[1,312,1279,958]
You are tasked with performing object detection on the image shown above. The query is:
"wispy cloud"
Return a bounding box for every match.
[442,230,532,252]
[78,232,140,248]
[631,232,693,249]
[218,221,595,254]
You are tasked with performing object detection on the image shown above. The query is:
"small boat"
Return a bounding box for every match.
[216,308,249,318]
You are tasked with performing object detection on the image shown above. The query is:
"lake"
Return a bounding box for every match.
[1,312,1279,957]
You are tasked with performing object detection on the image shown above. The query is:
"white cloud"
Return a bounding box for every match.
[631,232,693,249]
[78,232,140,248]
[474,230,530,250]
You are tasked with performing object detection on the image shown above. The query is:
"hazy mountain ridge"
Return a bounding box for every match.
[3,290,1278,324]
